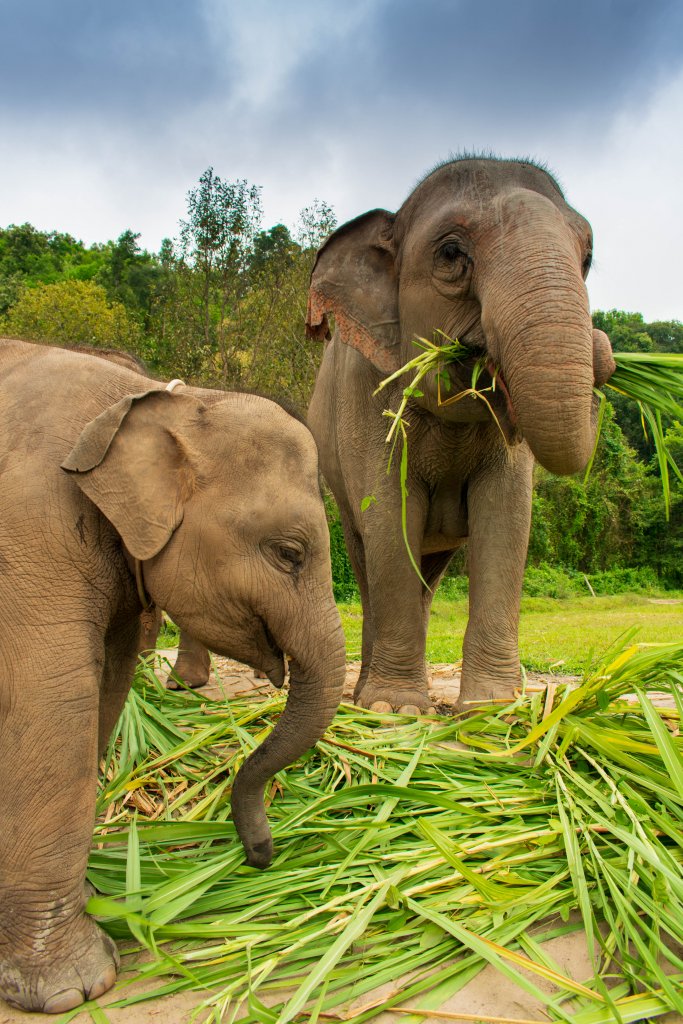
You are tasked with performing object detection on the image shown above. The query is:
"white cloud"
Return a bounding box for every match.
[563,68,683,321]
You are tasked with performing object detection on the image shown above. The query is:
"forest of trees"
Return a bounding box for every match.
[1,168,682,592]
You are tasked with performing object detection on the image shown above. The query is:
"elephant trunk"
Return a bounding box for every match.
[231,600,346,868]
[479,191,596,476]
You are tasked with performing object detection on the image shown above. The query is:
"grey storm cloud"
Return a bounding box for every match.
[4,0,683,130]
[1,0,682,318]
[282,0,683,132]
[0,0,225,116]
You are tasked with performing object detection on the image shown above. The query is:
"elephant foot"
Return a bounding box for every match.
[166,672,209,690]
[355,680,435,716]
[455,674,518,713]
[166,642,211,690]
[0,912,119,1013]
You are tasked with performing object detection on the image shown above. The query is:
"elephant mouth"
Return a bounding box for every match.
[259,620,287,689]
[441,347,521,446]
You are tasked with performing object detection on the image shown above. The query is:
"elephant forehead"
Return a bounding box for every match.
[228,492,328,545]
[201,399,320,473]
[412,158,565,206]
[396,158,570,241]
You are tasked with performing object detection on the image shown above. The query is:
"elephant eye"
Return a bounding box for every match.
[438,241,466,262]
[272,541,306,573]
[582,249,593,278]
[434,239,472,290]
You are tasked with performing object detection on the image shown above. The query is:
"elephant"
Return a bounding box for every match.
[307,156,615,714]
[0,338,346,1013]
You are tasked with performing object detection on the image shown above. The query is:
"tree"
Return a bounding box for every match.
[97,230,162,327]
[0,224,107,315]
[176,168,262,384]
[250,224,298,275]
[227,201,337,407]
[295,199,336,249]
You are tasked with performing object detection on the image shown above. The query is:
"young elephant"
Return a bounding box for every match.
[307,156,615,713]
[0,339,346,1013]
[72,344,213,691]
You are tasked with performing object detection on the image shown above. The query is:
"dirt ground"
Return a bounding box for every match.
[2,656,681,1024]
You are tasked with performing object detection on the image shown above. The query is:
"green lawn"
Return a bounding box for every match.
[338,592,683,673]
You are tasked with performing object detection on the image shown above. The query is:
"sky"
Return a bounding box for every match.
[1,0,682,321]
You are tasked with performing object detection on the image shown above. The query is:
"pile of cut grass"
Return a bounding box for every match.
[72,642,683,1023]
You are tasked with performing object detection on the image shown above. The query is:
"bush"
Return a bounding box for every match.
[585,566,659,595]
[528,407,650,574]
[522,562,661,599]
[523,564,583,599]
[3,279,143,352]
[436,574,469,599]
[325,494,359,602]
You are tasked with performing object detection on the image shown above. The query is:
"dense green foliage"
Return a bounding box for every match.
[1,169,681,592]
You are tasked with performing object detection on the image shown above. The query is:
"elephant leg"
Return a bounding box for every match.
[354,492,433,713]
[0,646,119,1013]
[458,447,533,709]
[401,550,455,712]
[98,616,145,758]
[167,630,211,689]
[340,517,375,701]
[421,550,455,614]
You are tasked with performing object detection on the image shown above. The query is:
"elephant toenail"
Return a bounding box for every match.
[87,964,118,1000]
[369,700,393,714]
[43,988,83,1013]
[398,704,421,716]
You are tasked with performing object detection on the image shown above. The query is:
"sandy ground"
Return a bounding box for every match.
[2,656,681,1024]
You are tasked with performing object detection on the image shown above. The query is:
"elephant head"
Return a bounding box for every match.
[306,158,615,475]
[63,387,346,866]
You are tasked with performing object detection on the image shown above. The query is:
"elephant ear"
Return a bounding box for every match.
[62,389,201,560]
[305,208,401,373]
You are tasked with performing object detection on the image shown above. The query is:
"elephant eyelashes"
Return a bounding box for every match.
[582,250,593,278]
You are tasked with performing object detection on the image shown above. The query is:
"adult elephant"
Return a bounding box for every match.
[307,157,614,713]
[0,339,345,1013]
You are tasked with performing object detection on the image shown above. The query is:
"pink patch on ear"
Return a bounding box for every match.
[305,288,332,340]
[306,286,398,373]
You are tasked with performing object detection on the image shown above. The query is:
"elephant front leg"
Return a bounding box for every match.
[458,446,533,709]
[0,656,119,1013]
[354,490,434,714]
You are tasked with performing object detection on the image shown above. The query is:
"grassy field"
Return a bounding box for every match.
[339,592,683,673]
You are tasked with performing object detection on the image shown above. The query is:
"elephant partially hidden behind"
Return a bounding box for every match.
[0,339,346,1013]
[307,156,615,713]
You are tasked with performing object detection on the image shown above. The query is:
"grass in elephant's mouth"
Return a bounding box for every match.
[373,337,683,519]
[80,641,683,1024]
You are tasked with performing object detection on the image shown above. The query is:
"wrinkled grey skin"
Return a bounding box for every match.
[75,345,212,691]
[307,158,614,713]
[0,339,345,1014]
